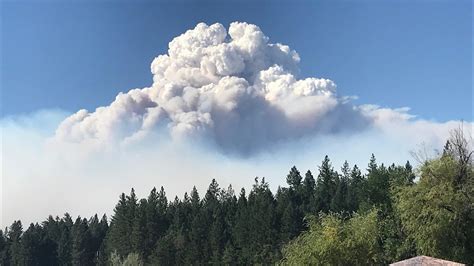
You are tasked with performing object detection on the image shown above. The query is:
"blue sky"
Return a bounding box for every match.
[1,0,473,226]
[2,0,472,121]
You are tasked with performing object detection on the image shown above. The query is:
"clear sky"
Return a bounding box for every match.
[1,0,472,121]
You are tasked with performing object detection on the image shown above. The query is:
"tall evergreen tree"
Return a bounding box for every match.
[0,230,9,265]
[57,215,73,266]
[366,155,391,209]
[71,218,93,265]
[247,177,278,263]
[331,161,351,213]
[107,190,136,257]
[233,188,250,264]
[88,214,108,264]
[347,164,366,212]
[286,166,302,188]
[8,220,24,266]
[302,170,316,214]
[316,156,338,213]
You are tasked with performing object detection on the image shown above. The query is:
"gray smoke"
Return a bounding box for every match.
[54,22,390,155]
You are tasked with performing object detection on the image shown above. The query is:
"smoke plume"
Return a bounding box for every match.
[55,22,372,155]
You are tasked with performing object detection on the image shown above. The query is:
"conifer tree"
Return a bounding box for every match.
[347,164,365,212]
[366,155,391,208]
[71,218,93,265]
[286,166,302,188]
[0,230,9,265]
[8,220,24,266]
[247,177,277,263]
[302,170,316,214]
[316,156,338,213]
[107,191,135,257]
[57,217,73,266]
[331,161,351,213]
[21,223,41,265]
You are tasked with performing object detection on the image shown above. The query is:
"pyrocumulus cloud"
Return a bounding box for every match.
[55,22,375,155]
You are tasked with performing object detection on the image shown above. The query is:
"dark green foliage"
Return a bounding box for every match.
[4,135,472,265]
[302,170,316,214]
[21,223,57,265]
[71,218,93,265]
[8,220,24,266]
[396,139,474,264]
[348,164,366,212]
[106,189,138,258]
[286,166,302,188]
[315,155,339,213]
[0,213,106,266]
[0,230,9,265]
[57,222,72,266]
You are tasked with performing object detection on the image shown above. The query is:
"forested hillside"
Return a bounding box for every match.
[1,130,472,265]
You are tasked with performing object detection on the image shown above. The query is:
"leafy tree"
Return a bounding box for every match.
[396,131,474,264]
[281,209,382,265]
[109,251,143,266]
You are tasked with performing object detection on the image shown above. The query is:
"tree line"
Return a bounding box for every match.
[1,129,472,265]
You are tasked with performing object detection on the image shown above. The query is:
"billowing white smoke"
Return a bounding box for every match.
[55,22,369,155]
[3,22,471,227]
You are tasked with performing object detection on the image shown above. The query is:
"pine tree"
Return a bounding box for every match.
[204,179,224,263]
[316,156,338,213]
[139,187,168,261]
[131,199,147,256]
[280,197,300,241]
[330,161,351,213]
[20,223,40,265]
[71,217,93,265]
[19,223,56,265]
[205,179,220,205]
[8,220,24,266]
[366,155,391,208]
[107,190,136,257]
[286,166,302,188]
[57,215,73,266]
[233,188,250,263]
[150,232,176,265]
[247,177,277,263]
[0,230,9,265]
[88,214,108,264]
[347,164,365,212]
[302,170,316,214]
